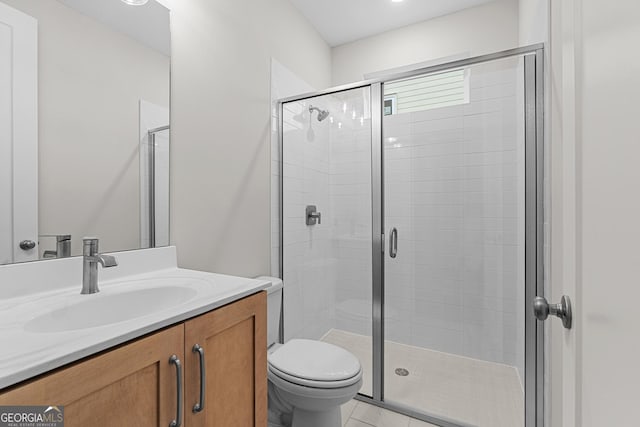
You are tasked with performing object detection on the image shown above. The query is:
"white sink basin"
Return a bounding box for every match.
[25,285,198,333]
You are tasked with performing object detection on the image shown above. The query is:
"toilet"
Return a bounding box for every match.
[257,276,363,427]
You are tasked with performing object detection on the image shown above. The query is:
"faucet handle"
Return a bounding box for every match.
[83,237,99,256]
[305,205,322,226]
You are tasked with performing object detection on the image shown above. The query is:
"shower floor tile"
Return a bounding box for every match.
[324,329,524,427]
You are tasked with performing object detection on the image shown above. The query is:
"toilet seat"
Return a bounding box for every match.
[268,339,362,389]
[268,363,362,389]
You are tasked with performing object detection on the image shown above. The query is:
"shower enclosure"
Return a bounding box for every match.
[278,45,544,427]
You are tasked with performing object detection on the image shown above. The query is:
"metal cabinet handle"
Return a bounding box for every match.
[169,355,183,427]
[192,344,206,413]
[389,227,398,258]
[533,295,572,329]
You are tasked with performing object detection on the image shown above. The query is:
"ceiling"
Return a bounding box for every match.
[288,0,499,47]
[57,0,170,56]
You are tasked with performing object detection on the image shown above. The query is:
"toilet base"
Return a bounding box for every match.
[268,373,362,427]
[292,406,341,427]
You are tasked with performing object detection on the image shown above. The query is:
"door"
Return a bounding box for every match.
[0,2,38,264]
[381,52,543,427]
[550,1,640,426]
[0,325,184,427]
[184,291,267,427]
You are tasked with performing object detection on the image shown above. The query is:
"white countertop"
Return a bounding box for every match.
[0,247,271,389]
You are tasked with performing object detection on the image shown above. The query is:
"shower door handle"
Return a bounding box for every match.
[389,227,398,258]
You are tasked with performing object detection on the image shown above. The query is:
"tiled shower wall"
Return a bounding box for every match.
[328,90,373,337]
[280,99,336,341]
[279,88,372,342]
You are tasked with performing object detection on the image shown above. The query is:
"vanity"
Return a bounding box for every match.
[0,247,269,426]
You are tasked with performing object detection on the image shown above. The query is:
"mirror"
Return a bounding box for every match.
[0,0,170,265]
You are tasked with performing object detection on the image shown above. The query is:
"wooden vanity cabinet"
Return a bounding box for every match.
[0,291,267,427]
[184,290,267,427]
[0,324,184,427]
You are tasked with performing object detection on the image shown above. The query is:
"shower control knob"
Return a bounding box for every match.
[306,205,322,226]
[19,240,36,250]
[533,295,572,329]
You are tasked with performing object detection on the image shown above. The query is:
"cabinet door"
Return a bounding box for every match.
[0,325,184,427]
[185,291,267,427]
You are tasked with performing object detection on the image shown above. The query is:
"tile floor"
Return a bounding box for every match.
[342,400,437,427]
[325,329,524,427]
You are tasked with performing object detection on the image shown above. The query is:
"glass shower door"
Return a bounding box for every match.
[280,86,374,397]
[381,55,530,426]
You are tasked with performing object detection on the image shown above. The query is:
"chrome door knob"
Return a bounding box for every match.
[533,295,572,329]
[19,240,36,250]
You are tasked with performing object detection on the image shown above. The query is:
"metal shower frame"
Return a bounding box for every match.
[147,124,170,248]
[277,44,545,427]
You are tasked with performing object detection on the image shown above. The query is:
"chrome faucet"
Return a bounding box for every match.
[42,234,72,258]
[82,237,117,294]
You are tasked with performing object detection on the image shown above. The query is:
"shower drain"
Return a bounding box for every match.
[395,368,409,377]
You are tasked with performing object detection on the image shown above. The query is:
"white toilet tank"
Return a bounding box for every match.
[255,276,283,347]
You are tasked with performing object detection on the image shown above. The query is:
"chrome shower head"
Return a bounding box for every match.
[309,105,330,122]
[317,109,330,121]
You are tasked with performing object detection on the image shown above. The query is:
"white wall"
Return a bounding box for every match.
[518,0,548,45]
[170,0,331,276]
[2,0,169,256]
[331,0,519,86]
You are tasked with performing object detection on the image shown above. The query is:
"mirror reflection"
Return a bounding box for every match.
[0,0,170,265]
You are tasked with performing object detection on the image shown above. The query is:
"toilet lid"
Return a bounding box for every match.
[268,339,361,382]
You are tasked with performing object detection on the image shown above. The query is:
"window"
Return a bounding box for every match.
[383,68,469,115]
[383,95,397,116]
